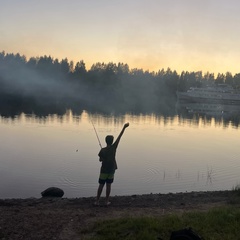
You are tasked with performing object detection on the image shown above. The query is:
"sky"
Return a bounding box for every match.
[1,0,240,75]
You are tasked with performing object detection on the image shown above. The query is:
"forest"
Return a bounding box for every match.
[1,51,240,116]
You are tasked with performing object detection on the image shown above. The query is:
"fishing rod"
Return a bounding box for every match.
[90,118,102,149]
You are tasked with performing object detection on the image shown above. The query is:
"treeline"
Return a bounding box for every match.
[1,51,240,115]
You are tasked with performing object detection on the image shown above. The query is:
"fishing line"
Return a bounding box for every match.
[90,118,102,149]
[76,117,102,152]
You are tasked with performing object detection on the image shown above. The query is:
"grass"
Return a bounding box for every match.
[82,206,240,240]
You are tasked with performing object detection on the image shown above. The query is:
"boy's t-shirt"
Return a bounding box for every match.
[98,143,118,174]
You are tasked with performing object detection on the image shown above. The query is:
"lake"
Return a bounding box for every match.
[0,107,240,199]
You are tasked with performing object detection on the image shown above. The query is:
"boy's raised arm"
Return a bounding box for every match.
[114,123,129,147]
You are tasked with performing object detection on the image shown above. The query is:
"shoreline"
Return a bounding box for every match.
[1,190,239,239]
[0,189,237,205]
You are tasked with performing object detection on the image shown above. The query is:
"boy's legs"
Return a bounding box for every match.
[96,183,104,204]
[95,173,107,205]
[106,183,111,204]
[96,173,114,205]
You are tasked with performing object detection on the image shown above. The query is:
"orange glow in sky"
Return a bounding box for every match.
[1,0,240,75]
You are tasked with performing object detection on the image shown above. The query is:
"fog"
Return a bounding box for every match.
[0,52,179,116]
[1,51,240,120]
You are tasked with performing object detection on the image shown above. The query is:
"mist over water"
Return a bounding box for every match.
[2,51,240,118]
[0,52,178,116]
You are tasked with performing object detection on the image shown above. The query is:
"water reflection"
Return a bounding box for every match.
[1,101,240,128]
[0,110,176,127]
[0,108,240,198]
[177,102,240,128]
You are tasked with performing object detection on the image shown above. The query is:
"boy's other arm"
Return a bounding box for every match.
[114,123,129,147]
[98,149,104,162]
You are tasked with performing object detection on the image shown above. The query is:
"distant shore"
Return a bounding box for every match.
[0,190,239,239]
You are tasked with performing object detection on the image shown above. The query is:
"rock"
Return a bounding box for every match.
[41,187,64,198]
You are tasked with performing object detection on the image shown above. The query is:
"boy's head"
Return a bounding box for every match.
[105,135,114,145]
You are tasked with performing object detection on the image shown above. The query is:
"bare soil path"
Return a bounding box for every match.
[0,191,239,240]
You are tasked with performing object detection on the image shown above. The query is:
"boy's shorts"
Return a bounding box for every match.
[98,173,114,184]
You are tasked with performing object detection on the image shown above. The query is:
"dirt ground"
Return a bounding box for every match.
[0,190,239,240]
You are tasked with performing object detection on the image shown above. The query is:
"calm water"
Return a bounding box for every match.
[0,109,240,199]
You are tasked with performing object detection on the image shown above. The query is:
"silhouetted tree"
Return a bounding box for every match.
[225,72,234,86]
[60,58,71,77]
[203,72,215,85]
[1,51,240,116]
[234,73,240,89]
[215,73,225,84]
[74,60,86,79]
